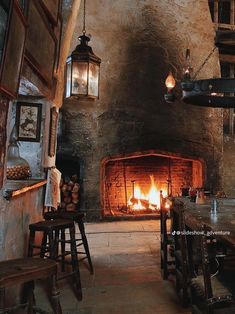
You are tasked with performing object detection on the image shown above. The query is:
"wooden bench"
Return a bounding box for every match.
[0,257,62,313]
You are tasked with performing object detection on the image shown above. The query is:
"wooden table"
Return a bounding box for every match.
[174,198,235,250]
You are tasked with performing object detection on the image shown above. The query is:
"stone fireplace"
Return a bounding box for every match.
[60,0,223,220]
[101,151,204,217]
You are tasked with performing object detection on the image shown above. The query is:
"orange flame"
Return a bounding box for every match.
[128,175,167,211]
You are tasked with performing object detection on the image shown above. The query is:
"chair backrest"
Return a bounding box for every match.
[160,206,168,240]
[200,224,213,299]
[175,205,189,268]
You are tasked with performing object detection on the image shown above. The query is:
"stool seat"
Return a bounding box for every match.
[44,211,84,221]
[0,258,62,313]
[29,219,74,231]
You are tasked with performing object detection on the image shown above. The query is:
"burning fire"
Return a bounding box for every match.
[128,175,167,211]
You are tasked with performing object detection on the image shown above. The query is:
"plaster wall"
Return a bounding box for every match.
[0,187,44,260]
[61,0,223,219]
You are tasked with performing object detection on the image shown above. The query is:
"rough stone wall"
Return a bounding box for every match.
[61,0,223,219]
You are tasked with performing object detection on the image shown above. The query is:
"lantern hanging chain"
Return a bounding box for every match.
[192,46,217,80]
[82,0,86,34]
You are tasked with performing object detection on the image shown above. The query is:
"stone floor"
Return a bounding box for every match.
[21,220,190,314]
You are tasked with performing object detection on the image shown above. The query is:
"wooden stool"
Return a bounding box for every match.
[28,219,82,300]
[44,210,94,274]
[0,257,62,314]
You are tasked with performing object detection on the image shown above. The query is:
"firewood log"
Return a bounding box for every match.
[60,202,66,209]
[64,196,72,204]
[71,192,79,200]
[61,184,67,193]
[66,203,76,211]
[72,183,80,192]
[62,191,69,197]
[71,174,78,182]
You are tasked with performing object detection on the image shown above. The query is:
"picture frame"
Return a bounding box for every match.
[48,107,58,157]
[0,1,27,99]
[16,102,42,142]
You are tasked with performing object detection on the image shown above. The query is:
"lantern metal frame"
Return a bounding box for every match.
[164,32,235,108]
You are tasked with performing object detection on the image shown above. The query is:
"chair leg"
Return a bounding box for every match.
[69,225,82,300]
[161,241,168,280]
[50,275,62,314]
[0,288,5,314]
[77,219,94,274]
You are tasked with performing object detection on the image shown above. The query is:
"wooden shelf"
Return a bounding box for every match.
[3,179,47,200]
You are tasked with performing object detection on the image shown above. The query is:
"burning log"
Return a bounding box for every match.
[129,197,158,210]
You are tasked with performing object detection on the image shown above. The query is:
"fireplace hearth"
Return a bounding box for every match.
[101,151,204,217]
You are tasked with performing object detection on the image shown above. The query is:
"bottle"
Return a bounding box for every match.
[211,199,217,214]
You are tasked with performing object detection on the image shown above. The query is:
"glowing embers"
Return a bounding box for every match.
[127,175,167,212]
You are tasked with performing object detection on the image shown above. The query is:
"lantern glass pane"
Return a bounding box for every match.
[66,61,72,98]
[72,61,88,95]
[88,62,99,97]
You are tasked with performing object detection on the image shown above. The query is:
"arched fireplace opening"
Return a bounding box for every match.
[101,151,204,218]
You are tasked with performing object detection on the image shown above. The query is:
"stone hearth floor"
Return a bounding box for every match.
[18,220,190,314]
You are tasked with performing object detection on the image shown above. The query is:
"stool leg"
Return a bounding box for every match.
[28,229,36,257]
[77,219,94,274]
[69,225,82,300]
[54,229,60,260]
[50,275,62,314]
[48,230,55,259]
[60,229,66,272]
[0,288,5,314]
[40,231,48,258]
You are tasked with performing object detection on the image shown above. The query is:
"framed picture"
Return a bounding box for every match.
[16,102,42,142]
[0,1,27,99]
[48,107,58,157]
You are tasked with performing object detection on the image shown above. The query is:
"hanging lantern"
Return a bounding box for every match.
[65,0,101,99]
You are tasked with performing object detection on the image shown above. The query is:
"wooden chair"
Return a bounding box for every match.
[190,224,235,314]
[172,203,191,307]
[0,257,62,314]
[28,219,82,300]
[160,205,174,280]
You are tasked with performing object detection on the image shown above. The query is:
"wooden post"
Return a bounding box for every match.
[52,0,82,108]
